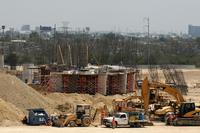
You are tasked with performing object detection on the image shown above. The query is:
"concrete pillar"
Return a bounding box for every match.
[120,73,127,94]
[97,73,107,95]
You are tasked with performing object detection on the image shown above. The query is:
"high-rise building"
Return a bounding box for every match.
[188,25,200,37]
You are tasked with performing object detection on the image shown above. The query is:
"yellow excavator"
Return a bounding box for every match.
[142,77,200,126]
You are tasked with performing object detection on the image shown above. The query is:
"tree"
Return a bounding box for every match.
[5,52,19,67]
[29,32,40,42]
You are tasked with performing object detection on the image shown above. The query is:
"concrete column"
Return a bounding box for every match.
[97,73,107,95]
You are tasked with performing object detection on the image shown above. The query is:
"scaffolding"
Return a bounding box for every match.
[36,66,136,96]
[148,65,159,82]
[62,74,98,95]
[161,65,188,94]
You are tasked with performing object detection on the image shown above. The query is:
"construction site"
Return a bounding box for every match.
[1,1,200,133]
[0,34,200,133]
[0,63,200,132]
[0,35,200,133]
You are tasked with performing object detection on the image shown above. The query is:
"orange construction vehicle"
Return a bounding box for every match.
[142,77,200,126]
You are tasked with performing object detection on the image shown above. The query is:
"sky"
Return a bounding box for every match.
[0,0,200,33]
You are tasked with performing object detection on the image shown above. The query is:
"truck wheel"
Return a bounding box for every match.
[105,125,110,128]
[69,121,76,127]
[82,117,91,127]
[140,123,144,128]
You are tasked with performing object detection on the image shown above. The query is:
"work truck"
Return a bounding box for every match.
[103,112,148,128]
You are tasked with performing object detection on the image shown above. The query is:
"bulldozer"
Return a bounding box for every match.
[52,104,91,127]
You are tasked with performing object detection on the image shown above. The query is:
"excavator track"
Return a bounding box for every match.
[173,118,200,126]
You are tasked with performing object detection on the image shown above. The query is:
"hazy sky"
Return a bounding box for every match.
[0,0,200,33]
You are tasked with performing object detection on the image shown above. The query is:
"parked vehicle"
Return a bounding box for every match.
[24,108,52,126]
[103,111,148,128]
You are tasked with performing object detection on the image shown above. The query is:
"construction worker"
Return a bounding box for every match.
[112,117,116,129]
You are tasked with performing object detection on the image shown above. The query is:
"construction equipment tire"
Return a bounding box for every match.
[69,121,76,127]
[82,117,91,127]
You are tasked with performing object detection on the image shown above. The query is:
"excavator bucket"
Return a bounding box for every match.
[142,77,150,114]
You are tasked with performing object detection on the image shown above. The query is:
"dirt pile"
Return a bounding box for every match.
[0,72,61,126]
[0,98,24,126]
[0,73,57,113]
[46,93,123,112]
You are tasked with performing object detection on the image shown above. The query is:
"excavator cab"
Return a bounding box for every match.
[76,104,91,119]
[179,102,195,116]
[52,104,91,127]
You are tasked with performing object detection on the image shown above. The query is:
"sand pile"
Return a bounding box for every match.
[0,98,24,126]
[0,73,58,115]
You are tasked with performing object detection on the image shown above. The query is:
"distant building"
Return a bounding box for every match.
[21,25,30,32]
[188,25,200,37]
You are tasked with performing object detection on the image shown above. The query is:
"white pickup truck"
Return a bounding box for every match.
[103,112,148,128]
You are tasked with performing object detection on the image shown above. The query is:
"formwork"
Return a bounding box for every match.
[38,67,136,95]
[47,73,63,92]
[40,66,50,86]
[62,74,98,95]
[106,73,126,95]
[126,72,135,93]
[97,74,107,95]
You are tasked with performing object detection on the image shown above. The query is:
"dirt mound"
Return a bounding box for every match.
[0,98,24,126]
[0,73,56,114]
[46,93,116,112]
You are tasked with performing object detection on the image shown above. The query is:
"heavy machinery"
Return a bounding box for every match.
[24,108,52,126]
[169,103,200,126]
[112,86,153,126]
[112,95,143,113]
[142,77,185,117]
[142,77,200,126]
[52,104,91,127]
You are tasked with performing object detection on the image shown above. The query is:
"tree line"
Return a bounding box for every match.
[2,32,200,68]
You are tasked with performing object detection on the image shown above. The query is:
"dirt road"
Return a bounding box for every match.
[0,124,199,133]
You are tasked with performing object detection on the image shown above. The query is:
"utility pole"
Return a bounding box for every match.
[53,24,56,64]
[144,17,150,66]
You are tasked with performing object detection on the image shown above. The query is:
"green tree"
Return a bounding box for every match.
[5,52,19,67]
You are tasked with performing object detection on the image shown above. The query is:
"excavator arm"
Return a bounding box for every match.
[142,77,185,114]
[141,77,150,114]
[149,82,185,103]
